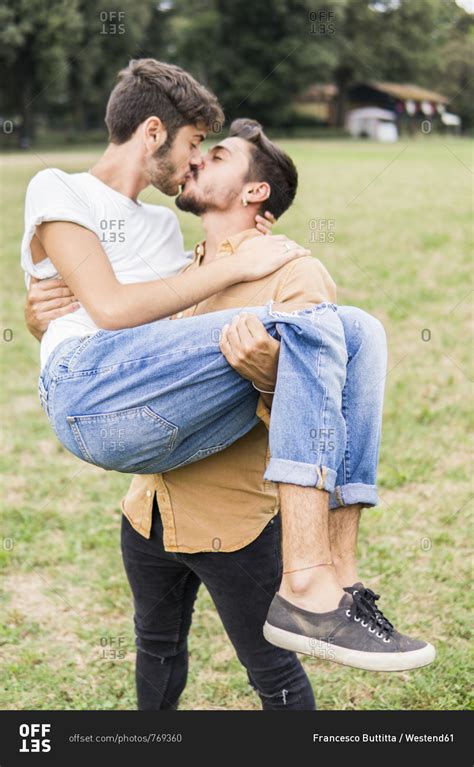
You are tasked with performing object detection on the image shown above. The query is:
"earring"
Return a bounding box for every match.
[241,197,248,207]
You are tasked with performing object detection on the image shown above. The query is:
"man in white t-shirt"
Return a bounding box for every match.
[22,166,190,369]
[23,59,320,710]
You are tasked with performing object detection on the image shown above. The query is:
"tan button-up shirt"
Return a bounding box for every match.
[121,228,337,552]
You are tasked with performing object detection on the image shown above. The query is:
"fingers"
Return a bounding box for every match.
[37,277,70,291]
[271,235,311,257]
[276,237,309,253]
[219,315,254,365]
[35,296,79,312]
[28,278,74,305]
[243,313,269,340]
[34,287,75,302]
[242,314,280,357]
[282,239,302,251]
[255,218,270,235]
[281,240,311,258]
[255,211,276,235]
[219,323,238,367]
[232,313,254,347]
[41,303,80,322]
[227,314,268,353]
[226,314,244,348]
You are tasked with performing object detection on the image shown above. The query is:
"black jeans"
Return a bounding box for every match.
[121,500,315,710]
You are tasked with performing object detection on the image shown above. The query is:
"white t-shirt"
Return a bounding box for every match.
[21,168,190,369]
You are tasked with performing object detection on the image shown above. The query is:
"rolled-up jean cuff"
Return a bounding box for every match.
[264,459,337,491]
[329,483,378,510]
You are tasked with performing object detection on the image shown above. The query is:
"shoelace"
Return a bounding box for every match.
[346,589,394,641]
[360,587,394,635]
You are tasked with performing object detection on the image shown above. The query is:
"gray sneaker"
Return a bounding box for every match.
[263,591,436,672]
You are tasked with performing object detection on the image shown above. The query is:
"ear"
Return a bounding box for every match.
[243,181,270,206]
[142,116,168,153]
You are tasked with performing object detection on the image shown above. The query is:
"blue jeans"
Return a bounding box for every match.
[38,301,386,503]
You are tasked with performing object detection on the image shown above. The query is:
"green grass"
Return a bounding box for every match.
[1,138,472,710]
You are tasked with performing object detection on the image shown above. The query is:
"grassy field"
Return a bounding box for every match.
[0,138,472,710]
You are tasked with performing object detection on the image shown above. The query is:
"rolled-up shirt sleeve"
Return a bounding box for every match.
[21,168,97,285]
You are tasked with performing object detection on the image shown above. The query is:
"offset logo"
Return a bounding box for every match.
[19,723,52,753]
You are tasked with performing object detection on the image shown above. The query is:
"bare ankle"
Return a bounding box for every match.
[279,565,345,612]
[282,570,317,596]
[332,554,359,588]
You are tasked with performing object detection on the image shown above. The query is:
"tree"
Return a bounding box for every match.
[327,0,461,127]
[168,0,335,127]
[1,0,471,143]
[438,9,474,130]
[64,0,156,134]
[0,0,83,145]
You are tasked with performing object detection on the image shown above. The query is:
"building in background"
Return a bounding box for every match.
[293,84,339,126]
[345,107,398,142]
[296,81,461,139]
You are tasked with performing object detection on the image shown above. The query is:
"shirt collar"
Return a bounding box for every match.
[192,227,262,267]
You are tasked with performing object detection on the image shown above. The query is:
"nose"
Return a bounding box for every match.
[190,148,204,170]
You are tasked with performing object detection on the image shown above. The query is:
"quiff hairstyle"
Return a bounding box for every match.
[229,118,298,219]
[106,59,224,144]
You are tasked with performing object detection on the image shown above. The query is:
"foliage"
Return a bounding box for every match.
[0,1,472,140]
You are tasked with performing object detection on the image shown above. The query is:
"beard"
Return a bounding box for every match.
[175,187,209,216]
[148,140,182,196]
[176,179,239,216]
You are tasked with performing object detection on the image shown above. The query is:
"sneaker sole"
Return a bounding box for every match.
[263,621,436,672]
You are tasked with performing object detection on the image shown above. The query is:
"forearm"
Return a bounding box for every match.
[253,378,275,411]
[100,257,242,329]
[38,222,245,332]
[260,392,274,409]
[251,348,279,399]
[37,222,307,332]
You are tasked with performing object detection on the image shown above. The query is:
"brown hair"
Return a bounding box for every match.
[105,59,224,144]
[229,118,298,219]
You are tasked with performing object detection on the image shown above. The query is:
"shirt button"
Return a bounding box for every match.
[176,312,184,319]
[146,490,152,497]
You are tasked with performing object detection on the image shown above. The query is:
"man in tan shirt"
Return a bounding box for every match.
[121,229,337,552]
[26,117,430,708]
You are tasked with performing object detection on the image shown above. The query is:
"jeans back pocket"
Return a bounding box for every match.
[66,406,178,473]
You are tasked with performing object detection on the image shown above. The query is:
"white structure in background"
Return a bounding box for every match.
[441,112,462,130]
[345,107,398,142]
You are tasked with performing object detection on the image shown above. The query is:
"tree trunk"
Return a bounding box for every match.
[334,67,352,129]
[19,78,35,148]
